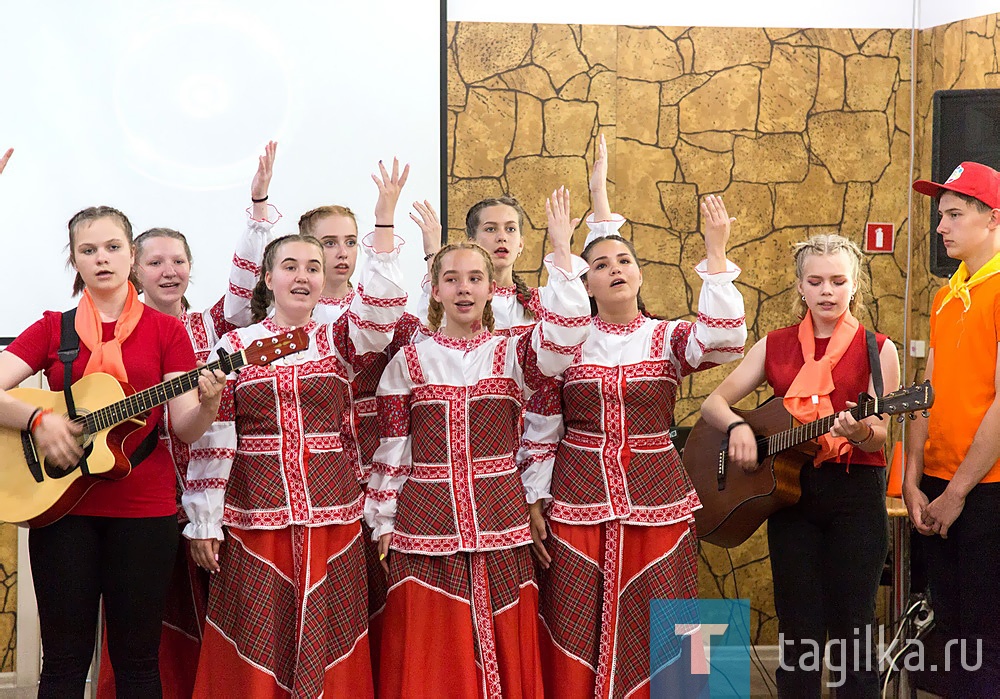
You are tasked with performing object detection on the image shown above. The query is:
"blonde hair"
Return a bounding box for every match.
[298,205,358,236]
[427,243,496,333]
[251,234,325,323]
[792,233,868,318]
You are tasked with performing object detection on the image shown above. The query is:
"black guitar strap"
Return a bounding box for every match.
[866,328,883,397]
[58,309,158,475]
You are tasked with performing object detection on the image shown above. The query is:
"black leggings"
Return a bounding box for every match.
[768,463,889,699]
[29,514,179,699]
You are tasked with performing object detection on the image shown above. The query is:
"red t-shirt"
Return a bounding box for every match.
[6,306,196,517]
[764,323,888,468]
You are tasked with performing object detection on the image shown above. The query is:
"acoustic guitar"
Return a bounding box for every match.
[0,328,308,527]
[682,381,934,548]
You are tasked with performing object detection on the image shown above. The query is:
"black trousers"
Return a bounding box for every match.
[919,476,1000,698]
[768,463,889,699]
[29,514,179,699]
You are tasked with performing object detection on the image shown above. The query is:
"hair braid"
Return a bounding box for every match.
[250,234,325,323]
[427,297,445,332]
[428,242,496,332]
[511,271,536,320]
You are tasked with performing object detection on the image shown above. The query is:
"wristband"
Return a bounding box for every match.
[848,423,875,447]
[251,195,268,203]
[424,252,436,262]
[374,223,394,228]
[30,408,52,434]
[726,420,748,436]
[26,407,42,432]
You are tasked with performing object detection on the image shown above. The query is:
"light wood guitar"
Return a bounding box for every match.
[0,328,308,527]
[682,381,934,548]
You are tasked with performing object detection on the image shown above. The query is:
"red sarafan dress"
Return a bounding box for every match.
[183,237,405,699]
[97,207,277,699]
[524,217,747,699]
[364,254,590,699]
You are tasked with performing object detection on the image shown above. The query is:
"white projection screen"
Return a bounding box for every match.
[0,1,443,337]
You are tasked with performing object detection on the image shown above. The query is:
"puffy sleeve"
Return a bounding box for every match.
[364,350,414,539]
[181,331,239,540]
[330,232,408,367]
[582,212,627,247]
[224,204,281,326]
[662,259,747,376]
[514,253,591,390]
[517,377,564,504]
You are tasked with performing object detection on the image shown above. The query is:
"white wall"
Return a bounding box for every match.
[0,0,441,336]
[448,0,918,29]
[919,0,1000,27]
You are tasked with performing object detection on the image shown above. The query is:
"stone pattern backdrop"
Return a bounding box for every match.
[448,21,914,644]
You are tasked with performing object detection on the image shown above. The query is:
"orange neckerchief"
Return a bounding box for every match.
[74,282,143,383]
[782,310,859,465]
[937,249,1000,314]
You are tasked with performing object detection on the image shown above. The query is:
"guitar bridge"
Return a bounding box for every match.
[717,450,727,491]
[20,430,44,484]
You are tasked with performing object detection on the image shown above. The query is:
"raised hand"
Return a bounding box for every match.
[0,148,12,175]
[251,141,277,220]
[546,186,580,248]
[700,194,735,274]
[589,134,612,221]
[410,200,442,268]
[372,157,410,227]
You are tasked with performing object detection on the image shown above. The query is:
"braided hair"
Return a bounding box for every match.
[250,234,325,323]
[426,243,496,333]
[791,233,868,319]
[465,195,535,320]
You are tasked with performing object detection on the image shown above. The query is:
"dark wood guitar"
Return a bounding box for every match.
[0,328,308,527]
[682,381,934,548]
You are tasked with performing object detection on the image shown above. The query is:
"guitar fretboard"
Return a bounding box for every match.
[761,398,879,456]
[75,350,246,434]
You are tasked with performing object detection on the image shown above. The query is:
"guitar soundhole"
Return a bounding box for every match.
[42,433,94,480]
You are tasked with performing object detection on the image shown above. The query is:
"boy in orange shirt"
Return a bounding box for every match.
[906,162,1000,697]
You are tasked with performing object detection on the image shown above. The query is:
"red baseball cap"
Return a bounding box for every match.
[912,162,1000,209]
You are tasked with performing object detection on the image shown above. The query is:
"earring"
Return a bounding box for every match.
[801,295,805,301]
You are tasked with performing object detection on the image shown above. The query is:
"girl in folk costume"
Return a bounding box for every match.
[410,195,539,339]
[0,206,226,697]
[524,141,747,699]
[702,234,899,698]
[364,188,591,699]
[96,140,278,699]
[183,221,406,697]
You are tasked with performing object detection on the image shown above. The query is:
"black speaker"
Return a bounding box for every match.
[930,89,1000,278]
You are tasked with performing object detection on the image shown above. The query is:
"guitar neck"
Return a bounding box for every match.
[763,398,880,454]
[80,350,247,434]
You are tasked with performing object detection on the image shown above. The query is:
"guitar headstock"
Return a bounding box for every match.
[244,328,310,367]
[879,380,935,417]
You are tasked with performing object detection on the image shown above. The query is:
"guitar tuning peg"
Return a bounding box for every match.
[922,409,930,418]
[908,412,917,420]
[896,415,905,423]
